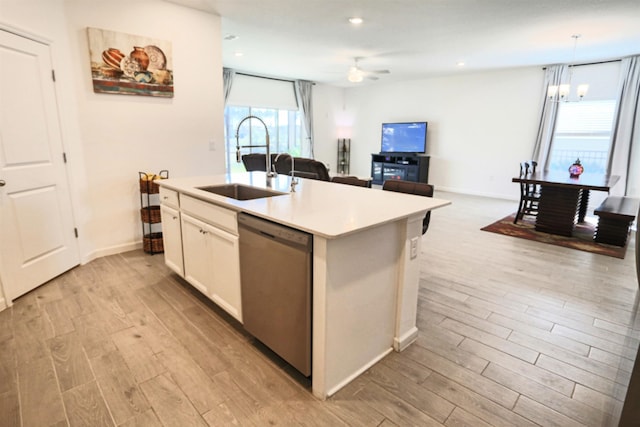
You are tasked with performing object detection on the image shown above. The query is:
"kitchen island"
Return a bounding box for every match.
[157,172,450,399]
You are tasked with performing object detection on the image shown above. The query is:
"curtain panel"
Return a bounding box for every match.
[609,55,640,196]
[295,80,314,158]
[223,67,235,105]
[532,64,566,172]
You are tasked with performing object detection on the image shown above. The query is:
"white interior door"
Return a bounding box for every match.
[0,29,79,302]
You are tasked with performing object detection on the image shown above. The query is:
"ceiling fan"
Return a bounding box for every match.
[347,57,390,83]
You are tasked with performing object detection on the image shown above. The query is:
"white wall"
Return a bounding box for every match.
[3,0,225,262]
[312,84,347,172]
[321,67,545,200]
[64,0,224,261]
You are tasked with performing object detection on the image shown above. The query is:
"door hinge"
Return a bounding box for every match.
[63,152,67,163]
[74,228,78,238]
[52,69,56,82]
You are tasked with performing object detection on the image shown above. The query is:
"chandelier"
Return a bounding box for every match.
[547,35,589,102]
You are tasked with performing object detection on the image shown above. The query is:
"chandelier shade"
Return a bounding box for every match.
[546,35,589,102]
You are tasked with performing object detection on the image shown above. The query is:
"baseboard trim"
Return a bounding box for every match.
[436,186,517,202]
[81,241,142,265]
[394,326,419,352]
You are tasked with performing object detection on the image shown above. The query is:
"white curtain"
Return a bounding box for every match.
[295,80,314,158]
[608,55,640,196]
[532,64,566,172]
[223,67,235,105]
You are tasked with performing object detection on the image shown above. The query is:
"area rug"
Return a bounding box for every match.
[481,214,628,259]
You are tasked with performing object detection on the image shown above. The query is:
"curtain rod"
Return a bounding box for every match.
[235,71,315,85]
[542,58,621,70]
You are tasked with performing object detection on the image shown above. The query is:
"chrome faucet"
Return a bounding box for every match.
[235,115,275,178]
[273,152,299,192]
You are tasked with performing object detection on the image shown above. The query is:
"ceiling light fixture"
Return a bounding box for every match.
[457,61,465,67]
[223,34,238,41]
[347,66,364,83]
[234,51,244,57]
[348,17,363,25]
[547,34,589,102]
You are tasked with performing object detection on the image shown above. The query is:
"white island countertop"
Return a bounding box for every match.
[157,172,450,239]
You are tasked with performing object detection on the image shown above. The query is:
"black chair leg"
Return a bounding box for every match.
[514,199,525,224]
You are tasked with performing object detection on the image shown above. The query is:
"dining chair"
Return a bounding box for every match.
[382,180,434,234]
[514,161,540,224]
[331,176,371,187]
[291,158,331,181]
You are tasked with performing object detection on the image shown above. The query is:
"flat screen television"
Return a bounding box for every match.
[380,122,428,154]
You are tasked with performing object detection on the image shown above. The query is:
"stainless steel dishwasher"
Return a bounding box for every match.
[237,213,313,377]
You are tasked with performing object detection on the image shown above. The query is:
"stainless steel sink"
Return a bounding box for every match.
[196,183,287,200]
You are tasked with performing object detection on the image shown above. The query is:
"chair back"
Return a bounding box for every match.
[514,160,540,223]
[382,180,434,234]
[293,158,331,181]
[331,176,370,187]
[241,153,279,172]
[241,153,266,171]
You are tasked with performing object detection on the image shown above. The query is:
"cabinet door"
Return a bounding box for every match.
[180,213,242,322]
[160,204,184,276]
[180,214,212,296]
[207,225,242,322]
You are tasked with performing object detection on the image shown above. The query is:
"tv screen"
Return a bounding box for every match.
[380,122,427,154]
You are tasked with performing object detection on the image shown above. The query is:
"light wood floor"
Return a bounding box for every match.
[1,191,638,426]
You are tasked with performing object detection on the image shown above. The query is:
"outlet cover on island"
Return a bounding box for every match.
[410,237,419,259]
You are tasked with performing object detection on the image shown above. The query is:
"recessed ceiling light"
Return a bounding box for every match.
[348,17,363,25]
[457,61,465,67]
[234,51,244,57]
[224,34,239,41]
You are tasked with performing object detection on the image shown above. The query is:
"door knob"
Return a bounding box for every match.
[0,180,5,187]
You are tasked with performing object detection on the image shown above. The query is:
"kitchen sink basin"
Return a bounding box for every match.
[196,183,287,200]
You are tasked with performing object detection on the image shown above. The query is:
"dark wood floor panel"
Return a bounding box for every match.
[0,191,637,426]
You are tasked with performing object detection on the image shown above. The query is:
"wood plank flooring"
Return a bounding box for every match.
[0,191,638,426]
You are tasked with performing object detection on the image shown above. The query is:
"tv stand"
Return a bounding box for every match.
[371,153,430,185]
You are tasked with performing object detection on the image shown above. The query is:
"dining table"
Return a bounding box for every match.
[512,171,620,237]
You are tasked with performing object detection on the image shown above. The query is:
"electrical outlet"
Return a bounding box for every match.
[410,237,419,259]
[209,139,216,151]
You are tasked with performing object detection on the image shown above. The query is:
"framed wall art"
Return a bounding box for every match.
[87,27,173,98]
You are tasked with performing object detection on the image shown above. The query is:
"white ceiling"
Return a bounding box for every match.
[165,0,640,87]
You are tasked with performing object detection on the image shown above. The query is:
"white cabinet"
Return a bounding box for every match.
[159,204,184,276]
[180,199,242,322]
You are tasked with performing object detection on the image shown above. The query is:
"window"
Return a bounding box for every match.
[547,100,617,174]
[224,106,303,173]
